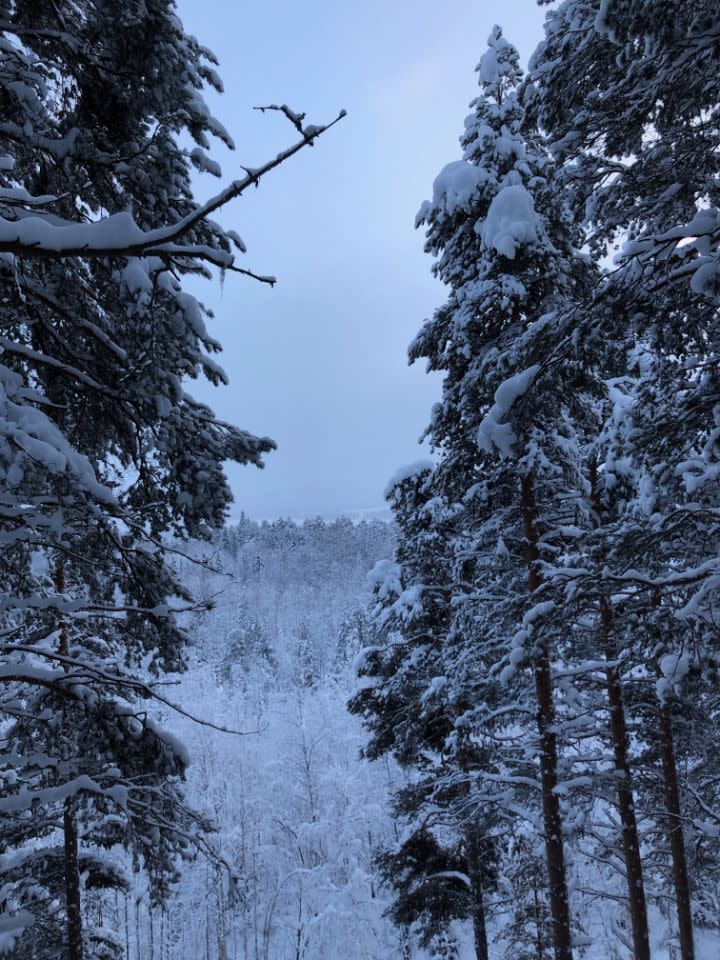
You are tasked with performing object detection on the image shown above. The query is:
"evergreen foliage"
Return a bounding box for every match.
[0,2,341,954]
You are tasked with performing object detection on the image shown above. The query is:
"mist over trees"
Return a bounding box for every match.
[2,2,720,960]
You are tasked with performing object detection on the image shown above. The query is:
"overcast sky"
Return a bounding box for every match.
[176,0,547,520]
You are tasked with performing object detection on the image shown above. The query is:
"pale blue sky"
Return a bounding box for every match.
[177,0,547,520]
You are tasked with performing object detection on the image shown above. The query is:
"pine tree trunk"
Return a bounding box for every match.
[521,474,573,960]
[600,598,651,960]
[657,697,694,960]
[64,799,84,960]
[465,826,490,960]
[589,459,651,960]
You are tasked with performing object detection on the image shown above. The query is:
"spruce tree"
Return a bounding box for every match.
[351,463,497,960]
[498,834,553,960]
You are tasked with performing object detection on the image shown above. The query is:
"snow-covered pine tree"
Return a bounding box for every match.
[410,26,600,960]
[537,346,654,960]
[428,929,462,960]
[350,462,451,769]
[0,643,210,960]
[0,2,342,955]
[336,607,371,669]
[530,6,720,957]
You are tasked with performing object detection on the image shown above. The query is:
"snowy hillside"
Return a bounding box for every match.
[142,518,404,960]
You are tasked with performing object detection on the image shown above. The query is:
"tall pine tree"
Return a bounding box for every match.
[410,26,598,960]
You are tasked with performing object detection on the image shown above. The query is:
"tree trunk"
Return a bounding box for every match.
[57,559,84,960]
[590,459,651,960]
[521,474,574,960]
[465,825,490,960]
[600,598,651,960]
[217,879,228,960]
[136,897,142,960]
[657,697,694,960]
[205,878,211,960]
[64,799,84,960]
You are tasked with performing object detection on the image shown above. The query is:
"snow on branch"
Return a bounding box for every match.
[477,365,540,458]
[0,645,262,737]
[616,206,720,300]
[0,106,347,269]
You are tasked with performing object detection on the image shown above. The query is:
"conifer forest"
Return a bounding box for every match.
[3,2,720,959]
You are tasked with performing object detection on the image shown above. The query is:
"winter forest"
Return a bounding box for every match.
[3,2,720,960]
